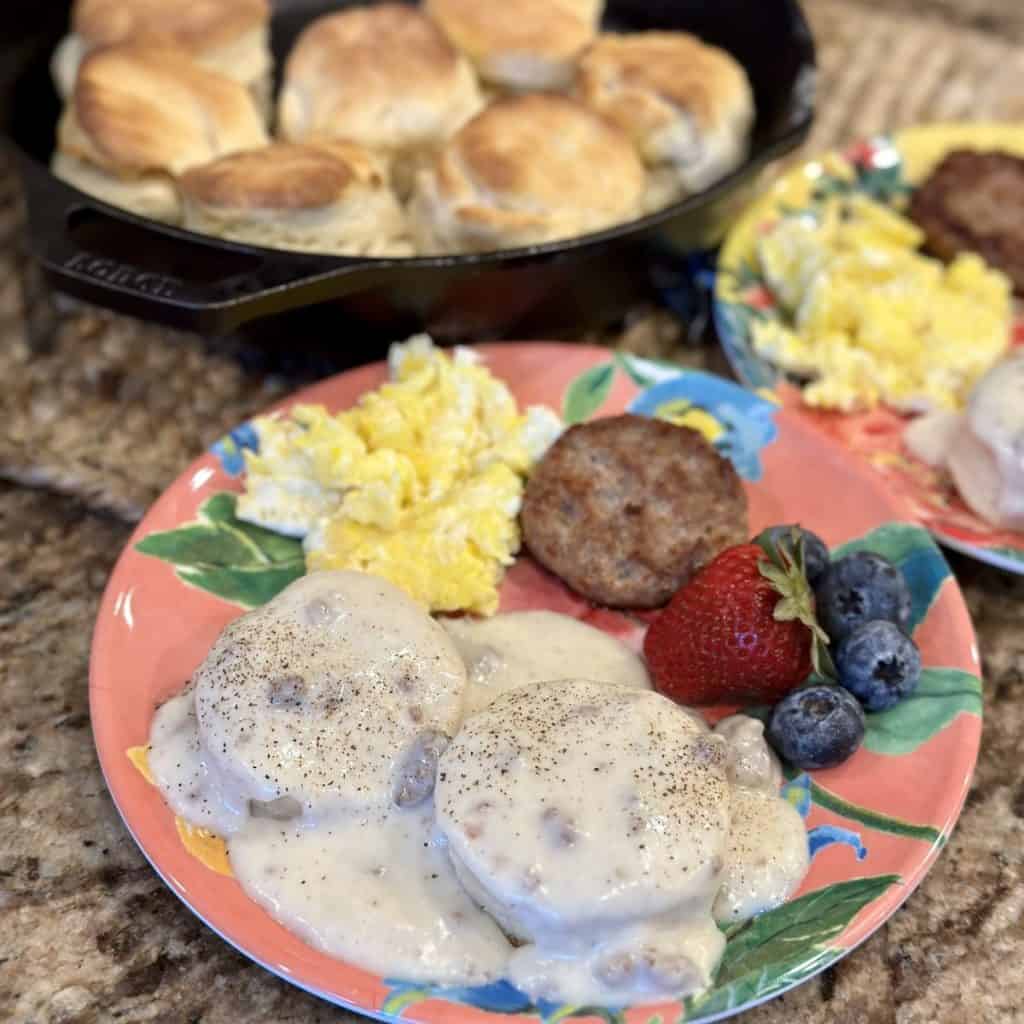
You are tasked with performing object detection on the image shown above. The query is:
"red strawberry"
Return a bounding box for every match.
[643,536,832,706]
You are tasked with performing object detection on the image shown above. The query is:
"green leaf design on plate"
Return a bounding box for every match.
[200,491,242,524]
[858,165,911,204]
[684,874,900,1020]
[810,167,909,207]
[614,353,699,394]
[615,353,659,391]
[229,516,312,564]
[831,522,950,632]
[563,362,616,424]
[863,668,982,756]
[134,524,259,569]
[135,493,305,609]
[548,1007,625,1024]
[177,564,306,608]
[687,946,834,1019]
[804,777,942,843]
[712,875,899,980]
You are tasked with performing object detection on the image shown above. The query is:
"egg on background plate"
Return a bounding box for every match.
[236,336,563,616]
[750,192,1011,413]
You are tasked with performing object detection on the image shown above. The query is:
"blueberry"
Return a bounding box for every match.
[767,683,865,770]
[836,620,921,711]
[760,525,830,584]
[815,552,911,642]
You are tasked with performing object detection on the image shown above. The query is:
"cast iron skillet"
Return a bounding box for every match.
[0,0,815,344]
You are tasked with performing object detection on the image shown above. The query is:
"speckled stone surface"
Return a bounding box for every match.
[3,0,1024,1021]
[1,482,1022,1024]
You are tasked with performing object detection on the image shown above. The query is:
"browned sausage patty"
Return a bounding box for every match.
[521,414,748,608]
[908,149,1024,294]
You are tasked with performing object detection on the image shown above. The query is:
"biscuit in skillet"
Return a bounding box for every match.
[52,0,272,113]
[409,94,645,253]
[52,41,267,224]
[574,32,754,209]
[277,4,483,163]
[180,141,411,256]
[520,414,749,608]
[424,0,602,92]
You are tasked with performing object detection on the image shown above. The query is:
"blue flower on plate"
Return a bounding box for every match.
[381,979,532,1018]
[210,421,260,477]
[627,370,779,481]
[808,825,867,861]
[380,979,632,1023]
[782,774,868,863]
[781,772,813,818]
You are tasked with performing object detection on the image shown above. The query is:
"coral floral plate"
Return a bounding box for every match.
[91,344,982,1024]
[715,122,1024,574]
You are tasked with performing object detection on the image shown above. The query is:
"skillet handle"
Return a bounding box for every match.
[18,168,398,334]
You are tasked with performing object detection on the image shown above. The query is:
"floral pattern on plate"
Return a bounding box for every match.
[95,344,982,1024]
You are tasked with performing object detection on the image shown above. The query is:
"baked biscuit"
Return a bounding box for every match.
[574,32,754,208]
[51,0,272,114]
[180,142,411,256]
[521,414,749,608]
[278,4,482,170]
[425,0,601,92]
[52,42,267,224]
[409,94,645,253]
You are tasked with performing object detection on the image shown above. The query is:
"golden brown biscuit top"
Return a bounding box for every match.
[439,94,643,213]
[72,0,269,51]
[180,142,387,210]
[425,0,595,63]
[575,31,751,133]
[286,4,464,100]
[66,42,267,175]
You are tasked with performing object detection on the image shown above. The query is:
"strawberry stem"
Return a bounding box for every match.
[755,527,837,681]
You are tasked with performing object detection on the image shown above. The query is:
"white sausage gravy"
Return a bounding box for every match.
[147,571,809,1004]
[443,609,651,712]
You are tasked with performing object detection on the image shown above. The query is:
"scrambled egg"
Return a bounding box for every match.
[751,193,1012,412]
[236,335,563,615]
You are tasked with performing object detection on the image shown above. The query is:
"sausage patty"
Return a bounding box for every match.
[908,149,1024,295]
[521,414,748,608]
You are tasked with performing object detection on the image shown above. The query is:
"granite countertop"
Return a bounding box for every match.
[3,1,1024,1022]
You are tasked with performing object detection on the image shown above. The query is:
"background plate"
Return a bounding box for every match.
[90,344,982,1024]
[714,122,1024,574]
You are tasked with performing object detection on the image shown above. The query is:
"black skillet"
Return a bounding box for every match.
[0,0,815,350]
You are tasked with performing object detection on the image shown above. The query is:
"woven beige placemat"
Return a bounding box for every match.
[1,0,1022,518]
[803,0,1024,153]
